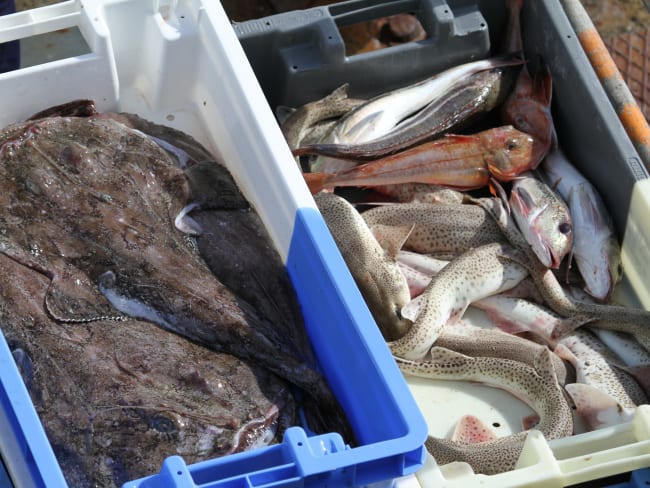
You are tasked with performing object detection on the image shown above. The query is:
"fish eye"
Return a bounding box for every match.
[558,222,572,234]
[515,116,528,129]
[505,139,518,151]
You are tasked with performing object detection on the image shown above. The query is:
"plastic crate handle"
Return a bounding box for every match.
[0,0,119,126]
[233,0,491,109]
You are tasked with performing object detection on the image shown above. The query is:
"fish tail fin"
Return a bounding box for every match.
[533,61,554,107]
[565,383,635,431]
[302,172,330,194]
[451,414,498,443]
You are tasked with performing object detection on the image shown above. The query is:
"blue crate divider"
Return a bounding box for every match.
[0,457,12,488]
[0,330,68,487]
[608,468,650,488]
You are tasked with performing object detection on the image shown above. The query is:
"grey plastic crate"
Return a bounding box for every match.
[234,0,648,238]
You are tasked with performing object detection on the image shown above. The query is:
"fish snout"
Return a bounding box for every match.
[489,133,535,180]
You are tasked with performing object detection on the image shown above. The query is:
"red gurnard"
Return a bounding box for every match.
[500,0,556,168]
[303,125,535,194]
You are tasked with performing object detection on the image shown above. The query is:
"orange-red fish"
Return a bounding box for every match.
[500,0,556,168]
[303,126,535,194]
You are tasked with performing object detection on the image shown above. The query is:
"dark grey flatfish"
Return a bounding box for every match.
[191,208,316,366]
[0,111,352,442]
[0,253,295,487]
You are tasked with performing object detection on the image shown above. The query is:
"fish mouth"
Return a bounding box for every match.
[543,244,562,269]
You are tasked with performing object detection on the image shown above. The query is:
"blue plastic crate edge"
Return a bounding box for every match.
[286,207,427,476]
[0,330,67,488]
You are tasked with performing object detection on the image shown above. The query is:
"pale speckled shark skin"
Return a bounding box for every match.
[555,329,648,418]
[362,202,504,257]
[314,192,412,341]
[470,197,650,354]
[396,346,573,475]
[389,242,528,360]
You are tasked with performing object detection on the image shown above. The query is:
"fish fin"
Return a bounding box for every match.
[522,413,540,430]
[553,343,578,365]
[46,264,126,322]
[302,172,330,195]
[489,178,511,211]
[451,414,498,443]
[275,105,296,125]
[174,202,202,235]
[370,223,415,259]
[564,383,635,430]
[532,347,559,383]
[442,134,478,144]
[401,295,424,322]
[430,346,472,364]
[533,62,553,107]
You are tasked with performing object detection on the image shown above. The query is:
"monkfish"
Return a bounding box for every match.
[0,107,352,441]
[0,252,295,487]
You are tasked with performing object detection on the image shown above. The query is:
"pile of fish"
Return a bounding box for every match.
[280,0,650,477]
[0,100,352,486]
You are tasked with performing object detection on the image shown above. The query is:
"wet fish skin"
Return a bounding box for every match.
[190,207,316,366]
[304,126,536,194]
[310,55,524,173]
[0,253,295,487]
[389,242,529,360]
[396,346,572,475]
[541,147,622,301]
[0,113,352,441]
[500,0,556,168]
[510,174,573,269]
[279,83,365,151]
[470,196,650,354]
[372,183,465,204]
[362,202,504,256]
[294,67,519,161]
[555,329,647,411]
[314,192,412,341]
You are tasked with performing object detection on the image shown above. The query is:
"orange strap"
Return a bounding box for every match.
[578,26,650,163]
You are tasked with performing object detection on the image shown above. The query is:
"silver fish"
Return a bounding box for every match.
[510,174,573,269]
[311,55,524,173]
[541,147,622,301]
[278,83,364,151]
[294,67,518,161]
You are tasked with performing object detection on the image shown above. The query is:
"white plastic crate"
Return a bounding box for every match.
[0,1,428,486]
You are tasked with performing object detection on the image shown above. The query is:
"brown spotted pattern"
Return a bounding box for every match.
[397,346,573,475]
[362,203,504,256]
[389,242,528,359]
